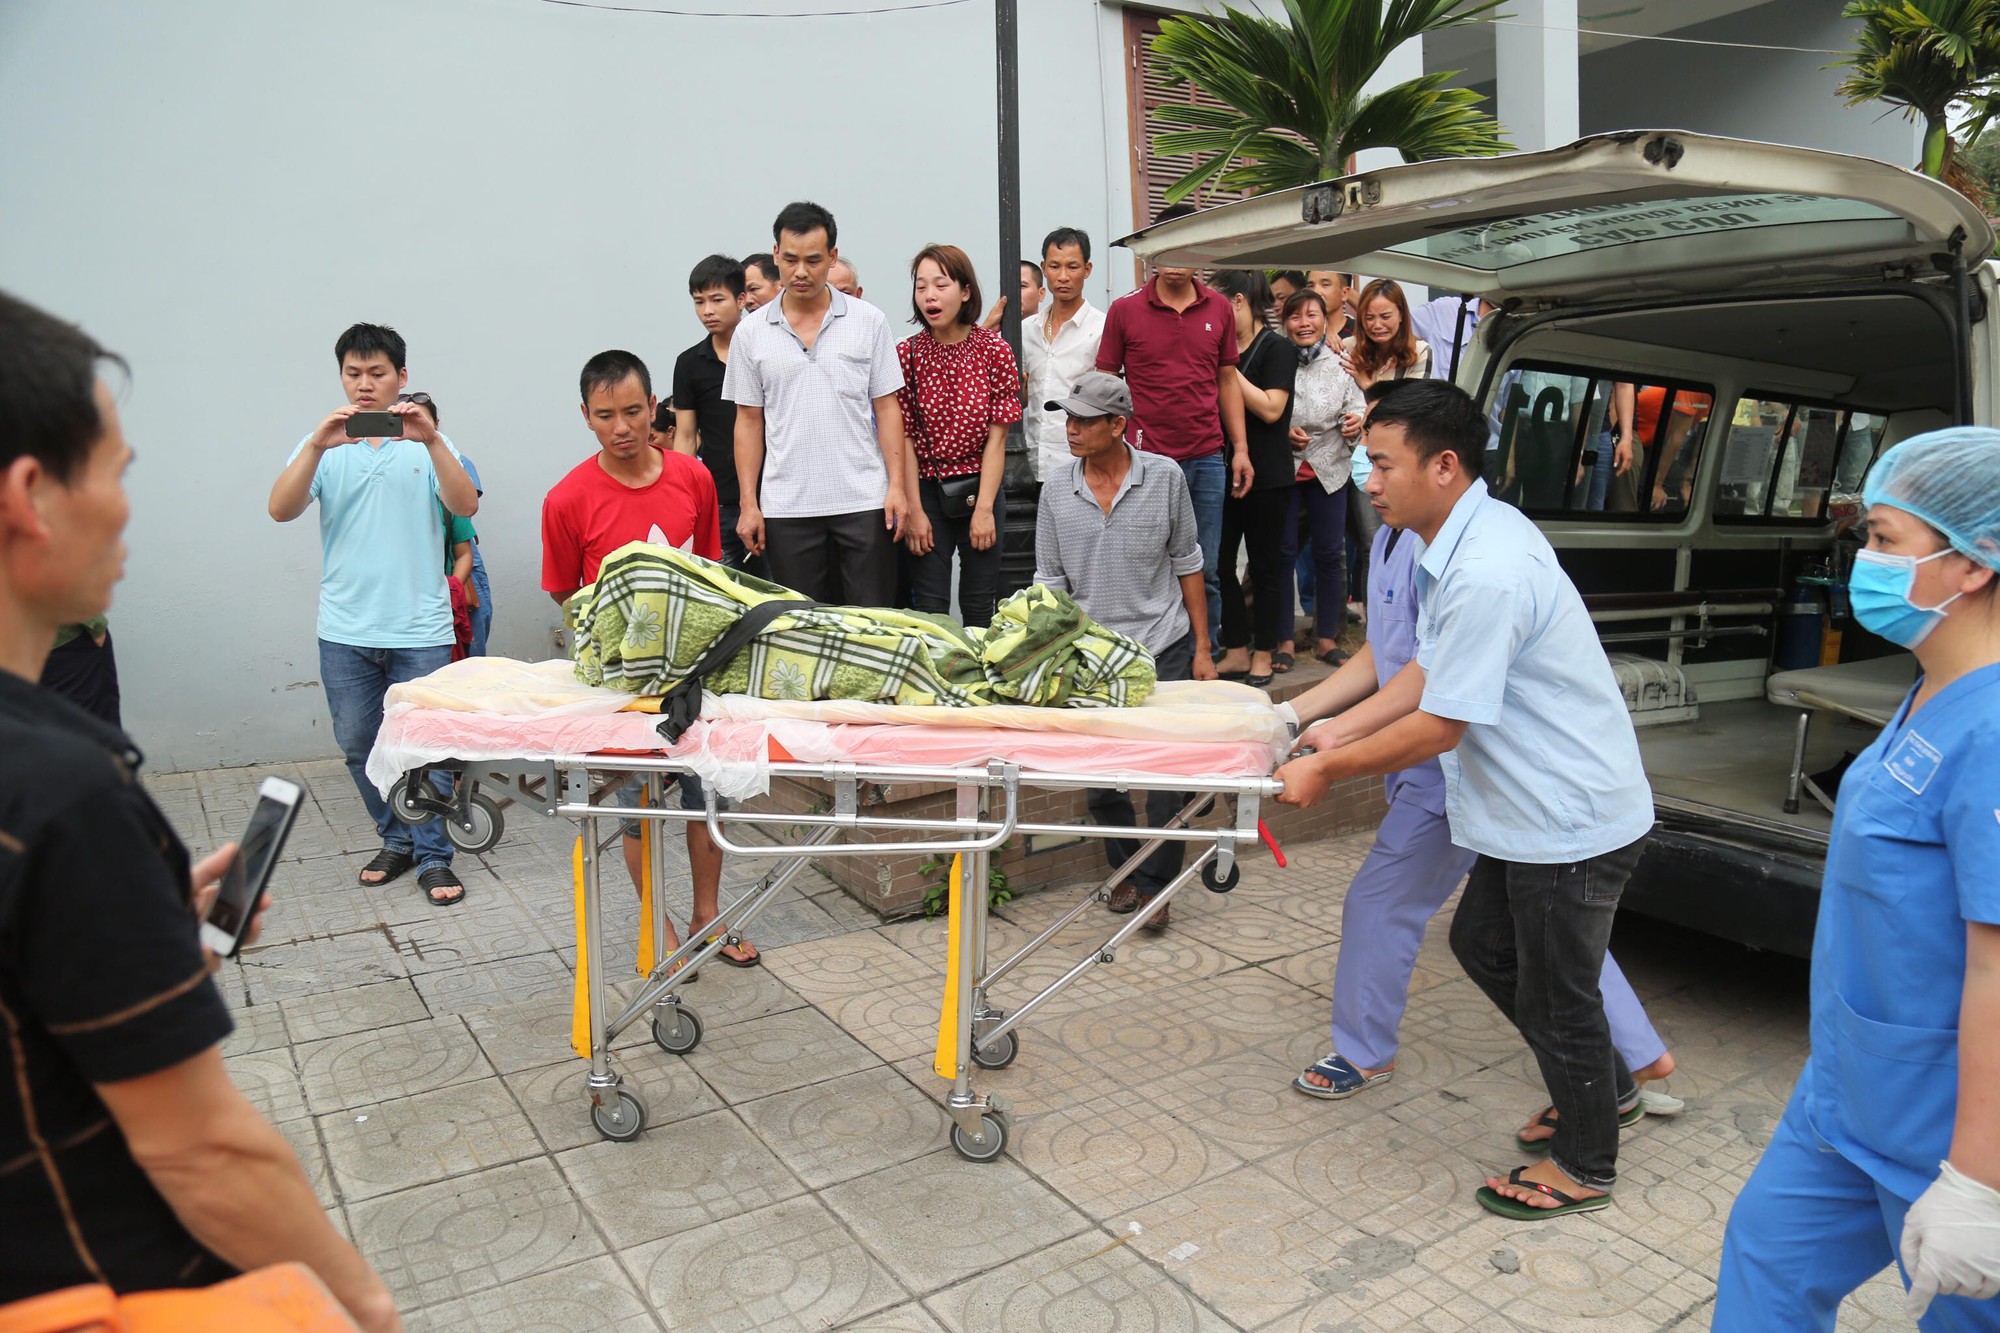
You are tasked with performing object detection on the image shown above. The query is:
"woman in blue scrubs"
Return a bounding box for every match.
[1716,427,2000,1329]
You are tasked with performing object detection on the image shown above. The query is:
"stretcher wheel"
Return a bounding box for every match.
[949,1112,1009,1162]
[444,792,503,854]
[652,1007,703,1055]
[387,777,436,825]
[1201,860,1240,893]
[971,1030,1018,1070]
[590,1089,646,1142]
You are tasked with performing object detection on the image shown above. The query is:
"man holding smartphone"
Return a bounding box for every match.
[0,290,399,1327]
[268,323,477,908]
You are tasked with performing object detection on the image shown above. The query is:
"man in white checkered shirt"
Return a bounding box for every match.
[1035,370,1213,931]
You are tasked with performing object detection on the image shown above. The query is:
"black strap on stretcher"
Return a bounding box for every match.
[655,597,818,744]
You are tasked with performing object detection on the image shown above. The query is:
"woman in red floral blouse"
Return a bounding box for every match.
[895,243,1022,628]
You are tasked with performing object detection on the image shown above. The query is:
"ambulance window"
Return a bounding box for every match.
[1487,362,1713,520]
[1717,395,1864,522]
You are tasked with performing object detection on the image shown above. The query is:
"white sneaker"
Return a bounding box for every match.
[1637,1086,1685,1116]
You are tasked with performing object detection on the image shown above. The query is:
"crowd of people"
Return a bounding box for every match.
[3,186,1999,1328]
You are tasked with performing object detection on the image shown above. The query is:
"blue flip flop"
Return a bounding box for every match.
[1293,1053,1392,1100]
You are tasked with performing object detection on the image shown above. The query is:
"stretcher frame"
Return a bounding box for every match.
[394,750,1281,1159]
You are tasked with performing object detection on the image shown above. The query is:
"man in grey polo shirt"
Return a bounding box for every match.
[1036,371,1215,930]
[725,200,918,606]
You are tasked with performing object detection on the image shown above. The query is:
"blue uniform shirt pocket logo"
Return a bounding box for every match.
[1883,730,1943,796]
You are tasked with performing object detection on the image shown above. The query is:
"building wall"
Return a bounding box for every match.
[0,0,1157,771]
[1576,0,1921,164]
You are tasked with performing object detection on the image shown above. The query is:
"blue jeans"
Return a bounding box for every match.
[319,639,456,870]
[1585,430,1615,511]
[1175,453,1226,653]
[468,556,493,657]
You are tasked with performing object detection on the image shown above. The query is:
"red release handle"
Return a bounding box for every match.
[1258,819,1287,869]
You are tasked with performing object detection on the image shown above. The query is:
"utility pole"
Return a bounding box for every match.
[995,0,1022,369]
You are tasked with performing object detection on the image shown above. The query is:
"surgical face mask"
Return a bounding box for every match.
[1849,548,1965,648]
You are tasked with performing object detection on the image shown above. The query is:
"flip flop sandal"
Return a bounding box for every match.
[713,939,761,968]
[1516,1101,1646,1153]
[1293,1053,1393,1100]
[1217,670,1250,682]
[1475,1166,1612,1220]
[1271,651,1295,673]
[1247,672,1274,687]
[417,865,466,908]
[1315,647,1347,667]
[358,848,415,887]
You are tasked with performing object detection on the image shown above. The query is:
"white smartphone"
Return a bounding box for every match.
[199,776,304,958]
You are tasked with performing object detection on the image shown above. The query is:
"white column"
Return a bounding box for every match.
[1496,0,1579,151]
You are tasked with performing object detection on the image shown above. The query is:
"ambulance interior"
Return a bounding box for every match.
[1472,289,1950,876]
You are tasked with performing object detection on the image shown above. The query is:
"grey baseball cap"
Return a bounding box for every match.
[1046,371,1132,419]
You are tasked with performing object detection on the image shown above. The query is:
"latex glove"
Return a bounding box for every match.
[1274,701,1300,739]
[1902,1161,2000,1318]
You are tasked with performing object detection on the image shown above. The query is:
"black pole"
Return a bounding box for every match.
[995,0,1022,369]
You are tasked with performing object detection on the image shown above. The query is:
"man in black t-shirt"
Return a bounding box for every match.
[673,253,757,571]
[0,291,398,1329]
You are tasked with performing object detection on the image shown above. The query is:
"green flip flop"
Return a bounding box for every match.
[1516,1100,1645,1153]
[1475,1166,1612,1220]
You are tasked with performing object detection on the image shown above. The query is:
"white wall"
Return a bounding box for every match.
[0,0,1153,771]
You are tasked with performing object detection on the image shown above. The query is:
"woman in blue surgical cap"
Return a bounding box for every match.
[1715,427,2000,1330]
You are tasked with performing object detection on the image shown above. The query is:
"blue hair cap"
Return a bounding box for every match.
[1862,425,2000,570]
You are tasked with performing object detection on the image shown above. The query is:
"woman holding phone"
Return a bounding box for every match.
[895,244,1020,628]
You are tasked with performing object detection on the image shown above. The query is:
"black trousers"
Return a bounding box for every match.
[910,480,1005,628]
[1086,632,1195,894]
[1448,836,1647,1191]
[763,509,897,606]
[1219,487,1292,652]
[40,629,122,729]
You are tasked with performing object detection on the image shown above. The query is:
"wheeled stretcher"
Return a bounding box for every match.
[366,659,1287,1159]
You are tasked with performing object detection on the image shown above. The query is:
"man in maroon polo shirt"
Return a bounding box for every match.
[1096,204,1251,656]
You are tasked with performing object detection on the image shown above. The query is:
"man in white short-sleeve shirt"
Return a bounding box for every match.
[723,200,920,606]
[1022,226,1106,482]
[1273,379,1653,1222]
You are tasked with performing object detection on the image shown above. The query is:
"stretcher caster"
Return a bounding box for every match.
[1201,860,1240,893]
[444,792,504,854]
[972,1029,1018,1070]
[387,777,437,825]
[591,1088,646,1142]
[949,1112,1009,1162]
[652,1006,703,1055]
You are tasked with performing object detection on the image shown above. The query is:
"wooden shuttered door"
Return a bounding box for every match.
[1124,8,1254,231]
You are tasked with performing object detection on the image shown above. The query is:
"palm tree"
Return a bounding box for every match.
[1150,0,1511,205]
[1836,0,2000,184]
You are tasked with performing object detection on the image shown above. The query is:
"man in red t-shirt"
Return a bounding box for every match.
[541,351,757,966]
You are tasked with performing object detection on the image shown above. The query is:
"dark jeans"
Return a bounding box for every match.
[764,508,896,605]
[319,639,456,870]
[468,558,493,657]
[912,480,1005,628]
[718,500,766,576]
[1448,836,1647,1191]
[1175,453,1226,653]
[40,630,121,728]
[1346,482,1381,607]
[1219,488,1292,652]
[1086,631,1194,894]
[1281,481,1346,644]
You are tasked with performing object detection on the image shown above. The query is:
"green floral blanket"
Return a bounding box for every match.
[569,543,1155,708]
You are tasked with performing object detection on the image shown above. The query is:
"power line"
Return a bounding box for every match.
[534,0,970,15]
[1488,18,1844,56]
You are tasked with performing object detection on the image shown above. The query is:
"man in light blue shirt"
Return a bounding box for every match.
[268,322,478,907]
[1276,379,1653,1222]
[1407,294,1491,384]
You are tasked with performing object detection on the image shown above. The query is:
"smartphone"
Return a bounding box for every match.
[344,410,404,438]
[199,776,304,958]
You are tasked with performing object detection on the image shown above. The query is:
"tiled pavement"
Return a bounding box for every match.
[148,757,1913,1331]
